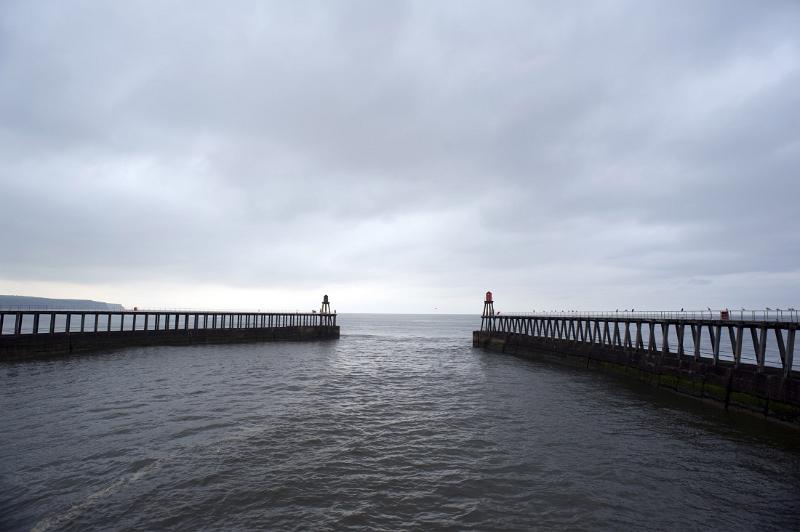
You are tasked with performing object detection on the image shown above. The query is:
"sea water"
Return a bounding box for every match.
[1,314,799,530]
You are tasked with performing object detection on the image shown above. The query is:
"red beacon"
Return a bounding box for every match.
[483,291,495,317]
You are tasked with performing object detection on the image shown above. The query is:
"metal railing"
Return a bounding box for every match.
[479,313,798,375]
[487,309,800,322]
[0,309,337,336]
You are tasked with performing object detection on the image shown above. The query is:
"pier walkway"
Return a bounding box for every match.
[474,292,799,426]
[0,296,339,360]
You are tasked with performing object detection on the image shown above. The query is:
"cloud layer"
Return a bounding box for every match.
[1,1,799,312]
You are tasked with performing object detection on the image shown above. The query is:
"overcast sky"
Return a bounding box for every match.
[1,1,798,313]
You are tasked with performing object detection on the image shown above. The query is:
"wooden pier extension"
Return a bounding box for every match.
[473,293,800,426]
[0,296,339,361]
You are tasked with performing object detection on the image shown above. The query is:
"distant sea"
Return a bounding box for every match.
[1,314,799,530]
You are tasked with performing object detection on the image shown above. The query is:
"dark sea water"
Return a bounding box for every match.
[1,314,799,531]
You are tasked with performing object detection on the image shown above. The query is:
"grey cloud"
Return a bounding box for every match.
[1,0,798,311]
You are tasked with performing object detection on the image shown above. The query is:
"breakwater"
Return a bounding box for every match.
[0,296,339,360]
[473,293,800,426]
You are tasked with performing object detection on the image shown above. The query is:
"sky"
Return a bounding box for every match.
[1,1,799,314]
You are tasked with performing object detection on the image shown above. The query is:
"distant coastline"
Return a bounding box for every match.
[0,295,124,311]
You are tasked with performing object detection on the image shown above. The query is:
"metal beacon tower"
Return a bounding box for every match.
[481,291,495,332]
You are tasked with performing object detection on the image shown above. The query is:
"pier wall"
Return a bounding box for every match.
[0,309,339,361]
[473,330,800,426]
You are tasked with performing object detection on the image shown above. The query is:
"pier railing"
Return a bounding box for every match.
[0,309,337,337]
[480,312,798,377]
[493,309,800,322]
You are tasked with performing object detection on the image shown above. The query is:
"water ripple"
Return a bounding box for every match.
[1,314,799,530]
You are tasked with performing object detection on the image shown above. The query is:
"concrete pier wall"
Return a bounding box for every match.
[0,326,340,361]
[473,330,800,427]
